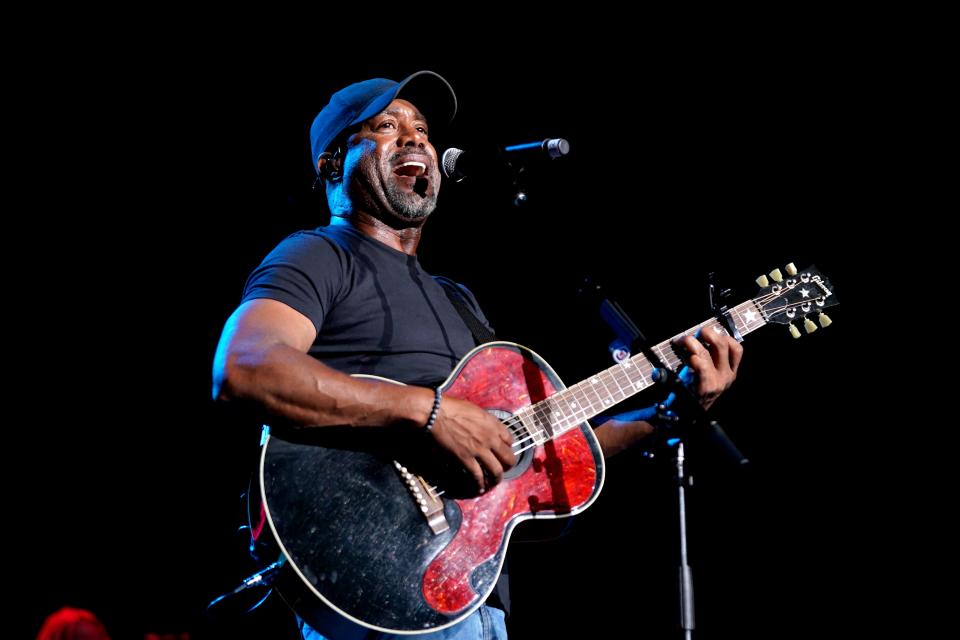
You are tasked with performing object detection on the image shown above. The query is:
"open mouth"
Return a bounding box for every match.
[393,161,427,178]
[392,160,430,196]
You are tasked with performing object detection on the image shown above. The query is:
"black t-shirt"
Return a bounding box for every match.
[242,223,512,614]
[241,223,492,386]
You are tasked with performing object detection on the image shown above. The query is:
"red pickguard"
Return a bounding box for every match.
[422,344,601,614]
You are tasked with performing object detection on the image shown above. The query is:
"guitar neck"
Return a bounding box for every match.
[515,300,766,439]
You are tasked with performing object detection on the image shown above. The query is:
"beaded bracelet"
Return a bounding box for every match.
[424,387,442,431]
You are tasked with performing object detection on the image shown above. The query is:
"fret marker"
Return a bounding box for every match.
[745,310,757,323]
[603,399,612,405]
[569,402,578,409]
[591,377,600,384]
[634,381,644,390]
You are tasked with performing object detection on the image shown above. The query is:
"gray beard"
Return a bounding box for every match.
[384,180,437,220]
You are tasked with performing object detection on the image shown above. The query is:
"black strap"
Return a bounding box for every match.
[436,277,496,345]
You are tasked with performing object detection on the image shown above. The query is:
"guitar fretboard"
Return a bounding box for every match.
[514,300,766,442]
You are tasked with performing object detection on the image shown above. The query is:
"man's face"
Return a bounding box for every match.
[340,98,441,224]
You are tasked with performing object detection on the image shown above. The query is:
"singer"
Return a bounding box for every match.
[212,70,742,640]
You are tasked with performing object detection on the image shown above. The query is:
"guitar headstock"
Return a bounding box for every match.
[753,263,837,338]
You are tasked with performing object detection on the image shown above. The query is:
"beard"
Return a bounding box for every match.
[383,177,438,221]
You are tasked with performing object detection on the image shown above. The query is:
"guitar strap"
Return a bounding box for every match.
[436,277,496,344]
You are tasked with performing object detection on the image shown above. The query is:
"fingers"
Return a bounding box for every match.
[699,331,732,376]
[728,338,744,374]
[476,450,505,487]
[701,332,743,378]
[463,457,485,493]
[456,436,512,493]
[481,422,516,487]
[493,433,517,469]
[682,332,742,378]
[680,335,711,371]
[675,332,742,407]
[431,397,517,492]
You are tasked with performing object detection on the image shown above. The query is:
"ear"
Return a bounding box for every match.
[317,150,343,180]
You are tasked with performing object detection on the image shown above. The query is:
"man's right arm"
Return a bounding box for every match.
[213,298,434,429]
[212,299,515,489]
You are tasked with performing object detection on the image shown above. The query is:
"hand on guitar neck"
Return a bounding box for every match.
[673,330,744,411]
[593,330,742,458]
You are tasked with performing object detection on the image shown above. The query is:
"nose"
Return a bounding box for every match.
[396,122,427,149]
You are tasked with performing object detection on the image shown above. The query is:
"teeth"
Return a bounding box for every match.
[396,161,426,178]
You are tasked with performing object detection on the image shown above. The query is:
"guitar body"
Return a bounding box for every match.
[260,342,605,635]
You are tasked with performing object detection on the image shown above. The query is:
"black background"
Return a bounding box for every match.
[16,35,907,639]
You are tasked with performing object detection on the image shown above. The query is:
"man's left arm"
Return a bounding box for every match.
[594,332,743,459]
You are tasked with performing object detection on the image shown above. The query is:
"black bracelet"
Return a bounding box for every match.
[424,387,442,431]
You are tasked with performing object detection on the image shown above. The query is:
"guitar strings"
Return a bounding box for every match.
[429,295,822,493]
[498,296,815,453]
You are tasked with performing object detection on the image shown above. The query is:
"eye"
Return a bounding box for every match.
[377,121,396,130]
[417,126,428,135]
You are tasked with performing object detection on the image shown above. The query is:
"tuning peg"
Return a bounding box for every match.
[756,274,769,287]
[803,318,818,334]
[788,323,801,339]
[785,262,797,276]
[818,312,832,328]
[769,268,783,283]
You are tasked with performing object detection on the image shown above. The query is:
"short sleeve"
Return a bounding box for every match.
[241,231,346,334]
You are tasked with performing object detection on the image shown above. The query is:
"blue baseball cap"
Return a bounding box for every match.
[309,70,457,173]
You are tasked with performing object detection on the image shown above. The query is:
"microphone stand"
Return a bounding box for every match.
[677,439,694,640]
[590,282,748,639]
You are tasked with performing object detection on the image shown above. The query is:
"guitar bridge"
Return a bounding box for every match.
[393,460,449,535]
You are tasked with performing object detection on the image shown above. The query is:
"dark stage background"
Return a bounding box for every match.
[18,46,895,639]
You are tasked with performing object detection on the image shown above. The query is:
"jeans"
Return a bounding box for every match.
[300,606,507,640]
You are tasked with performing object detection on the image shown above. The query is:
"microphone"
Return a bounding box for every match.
[441,138,570,182]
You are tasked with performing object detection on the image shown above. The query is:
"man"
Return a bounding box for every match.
[213,70,742,640]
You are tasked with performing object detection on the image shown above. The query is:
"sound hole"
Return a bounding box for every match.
[489,408,534,480]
